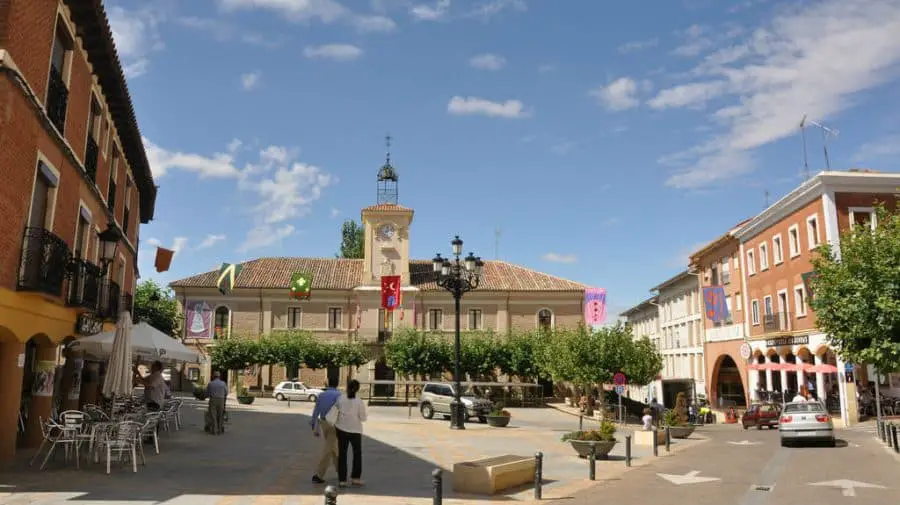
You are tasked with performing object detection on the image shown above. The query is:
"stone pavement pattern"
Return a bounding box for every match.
[0,397,704,505]
[549,422,899,505]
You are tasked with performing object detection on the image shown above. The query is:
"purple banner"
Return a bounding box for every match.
[584,288,607,325]
[186,300,212,339]
[703,286,729,322]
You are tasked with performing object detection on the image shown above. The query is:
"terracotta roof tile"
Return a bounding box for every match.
[169,258,588,292]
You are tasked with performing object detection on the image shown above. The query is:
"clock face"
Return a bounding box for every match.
[379,224,395,239]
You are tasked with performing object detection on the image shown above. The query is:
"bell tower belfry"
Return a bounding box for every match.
[377,135,398,205]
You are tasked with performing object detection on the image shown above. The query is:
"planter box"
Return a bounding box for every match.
[237,396,255,405]
[568,439,616,459]
[453,455,534,495]
[667,425,695,439]
[486,415,511,427]
[633,429,665,446]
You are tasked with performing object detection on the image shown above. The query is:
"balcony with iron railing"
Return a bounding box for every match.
[763,311,792,333]
[46,66,69,134]
[66,258,102,310]
[98,279,120,320]
[17,227,70,297]
[84,136,99,181]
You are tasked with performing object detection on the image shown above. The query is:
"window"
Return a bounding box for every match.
[468,308,483,330]
[794,285,807,316]
[537,309,553,332]
[849,207,877,230]
[108,148,119,214]
[806,215,820,248]
[28,161,58,230]
[763,296,773,316]
[725,296,733,324]
[73,207,90,258]
[721,256,731,284]
[758,243,769,270]
[751,300,760,325]
[288,307,302,328]
[428,309,443,331]
[214,306,230,339]
[328,308,342,330]
[85,96,101,180]
[123,178,132,238]
[788,225,800,258]
[188,368,200,381]
[772,235,783,264]
[746,250,756,275]
[734,293,742,311]
[47,20,72,134]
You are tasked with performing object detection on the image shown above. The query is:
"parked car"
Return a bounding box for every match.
[742,403,781,429]
[418,383,493,423]
[272,381,323,402]
[780,401,835,447]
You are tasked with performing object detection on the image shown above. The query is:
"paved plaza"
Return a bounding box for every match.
[0,396,704,505]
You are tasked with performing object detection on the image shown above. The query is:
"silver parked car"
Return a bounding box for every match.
[272,381,324,402]
[779,401,835,447]
[418,383,493,423]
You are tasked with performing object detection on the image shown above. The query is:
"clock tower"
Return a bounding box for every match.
[362,137,413,285]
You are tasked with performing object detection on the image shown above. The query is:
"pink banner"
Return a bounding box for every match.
[186,300,212,339]
[584,288,607,325]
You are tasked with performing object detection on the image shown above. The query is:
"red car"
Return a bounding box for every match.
[742,403,781,429]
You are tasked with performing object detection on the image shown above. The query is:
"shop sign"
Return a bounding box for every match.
[76,312,104,336]
[765,335,809,347]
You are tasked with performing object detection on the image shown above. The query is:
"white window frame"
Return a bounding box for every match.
[467,308,483,331]
[286,306,302,329]
[771,234,783,265]
[793,284,807,317]
[806,214,821,249]
[28,154,61,231]
[428,308,443,331]
[746,250,756,276]
[327,307,343,330]
[763,295,773,316]
[73,202,92,259]
[734,293,742,311]
[848,206,877,230]
[536,308,555,330]
[787,224,801,258]
[751,299,760,325]
[758,243,769,270]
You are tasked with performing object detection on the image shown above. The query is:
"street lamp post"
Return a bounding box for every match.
[433,236,484,430]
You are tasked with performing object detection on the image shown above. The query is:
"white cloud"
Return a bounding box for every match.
[551,141,576,155]
[241,71,261,90]
[219,0,396,33]
[854,134,900,161]
[196,234,227,250]
[647,81,726,110]
[353,14,397,32]
[410,0,524,22]
[447,96,530,118]
[468,0,526,20]
[542,252,577,264]
[238,224,295,253]
[303,44,363,61]
[107,5,166,78]
[537,64,555,73]
[227,139,243,154]
[590,77,648,111]
[330,207,341,218]
[469,53,506,71]
[143,138,241,178]
[410,0,451,20]
[618,38,659,53]
[653,0,900,189]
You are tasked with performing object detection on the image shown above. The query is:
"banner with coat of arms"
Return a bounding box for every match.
[584,288,607,325]
[290,272,313,299]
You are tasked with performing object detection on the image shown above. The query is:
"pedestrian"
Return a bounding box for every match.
[206,371,228,435]
[641,408,653,431]
[310,376,342,484]
[132,361,168,412]
[791,385,810,403]
[334,379,367,487]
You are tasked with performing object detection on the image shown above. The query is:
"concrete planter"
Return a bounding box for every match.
[666,425,695,439]
[237,396,255,405]
[486,415,511,427]
[568,439,617,459]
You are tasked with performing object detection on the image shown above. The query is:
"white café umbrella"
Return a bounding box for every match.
[73,322,199,363]
[102,310,134,398]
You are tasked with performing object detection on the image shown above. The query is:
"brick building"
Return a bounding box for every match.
[169,155,590,393]
[0,0,156,459]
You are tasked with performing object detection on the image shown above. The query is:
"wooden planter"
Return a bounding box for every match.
[237,396,255,405]
[568,439,617,459]
[486,415,511,427]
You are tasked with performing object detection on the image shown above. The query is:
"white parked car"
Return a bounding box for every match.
[272,381,323,402]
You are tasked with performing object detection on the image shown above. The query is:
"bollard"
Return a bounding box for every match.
[534,452,543,500]
[625,434,632,467]
[892,424,899,454]
[878,420,884,442]
[665,427,671,452]
[324,486,338,505]
[579,414,583,431]
[588,445,596,480]
[432,468,443,505]
[889,423,895,450]
[653,429,659,457]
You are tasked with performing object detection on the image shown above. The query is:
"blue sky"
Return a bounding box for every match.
[111,0,900,315]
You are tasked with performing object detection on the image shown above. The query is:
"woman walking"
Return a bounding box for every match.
[335,379,367,487]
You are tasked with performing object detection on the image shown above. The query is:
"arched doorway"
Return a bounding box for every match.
[712,355,746,408]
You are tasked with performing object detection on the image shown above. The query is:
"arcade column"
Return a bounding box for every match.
[60,350,86,412]
[0,341,25,460]
[23,343,59,448]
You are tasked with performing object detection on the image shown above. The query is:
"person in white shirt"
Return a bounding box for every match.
[791,385,811,403]
[334,379,367,487]
[641,408,654,431]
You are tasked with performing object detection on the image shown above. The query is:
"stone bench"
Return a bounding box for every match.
[452,455,535,495]
[632,429,665,447]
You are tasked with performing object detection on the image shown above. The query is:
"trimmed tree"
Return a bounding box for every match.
[133,280,180,336]
[209,336,260,393]
[811,205,900,373]
[499,330,546,382]
[459,331,505,381]
[622,336,664,386]
[384,328,450,380]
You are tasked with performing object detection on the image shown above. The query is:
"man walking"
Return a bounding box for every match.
[310,376,341,484]
[207,372,228,435]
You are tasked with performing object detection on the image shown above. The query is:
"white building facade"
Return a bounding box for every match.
[620,297,659,402]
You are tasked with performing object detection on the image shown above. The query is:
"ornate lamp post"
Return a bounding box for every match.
[433,236,484,430]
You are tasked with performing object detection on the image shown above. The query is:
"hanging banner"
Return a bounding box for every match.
[381,275,401,310]
[289,272,313,299]
[32,361,56,397]
[216,263,242,295]
[703,286,729,322]
[186,300,212,339]
[801,271,818,300]
[155,247,174,273]
[584,288,608,325]
[67,358,84,400]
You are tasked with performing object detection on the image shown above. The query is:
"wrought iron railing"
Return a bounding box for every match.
[66,258,101,309]
[17,227,70,297]
[98,279,121,320]
[763,311,791,332]
[46,66,69,134]
[85,136,99,181]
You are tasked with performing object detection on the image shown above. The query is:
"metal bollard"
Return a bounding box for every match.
[892,425,899,454]
[665,427,671,452]
[653,429,659,457]
[432,468,443,505]
[878,420,884,442]
[889,423,895,450]
[579,414,583,431]
[534,452,543,500]
[588,445,596,480]
[625,434,632,467]
[324,486,338,505]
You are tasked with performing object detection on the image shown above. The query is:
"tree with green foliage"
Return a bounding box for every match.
[498,330,546,381]
[133,280,180,337]
[257,331,370,374]
[210,337,260,373]
[458,331,505,381]
[338,219,365,259]
[384,328,450,380]
[811,205,900,373]
[622,336,664,386]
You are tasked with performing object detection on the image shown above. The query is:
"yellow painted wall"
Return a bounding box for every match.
[0,287,79,344]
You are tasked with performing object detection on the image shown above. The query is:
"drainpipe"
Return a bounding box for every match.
[648,295,662,404]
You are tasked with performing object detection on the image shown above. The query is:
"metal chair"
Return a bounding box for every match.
[100,421,142,474]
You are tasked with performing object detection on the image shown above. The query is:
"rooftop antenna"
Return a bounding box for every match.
[385,133,392,166]
[494,226,502,260]
[764,189,770,208]
[802,115,839,170]
[799,114,810,180]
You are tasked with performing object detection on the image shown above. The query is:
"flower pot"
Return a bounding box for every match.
[486,415,511,427]
[568,439,617,459]
[193,391,208,401]
[237,396,255,405]
[666,425,695,439]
